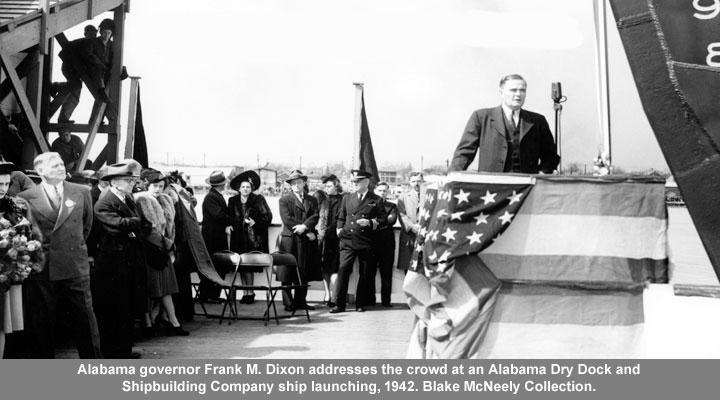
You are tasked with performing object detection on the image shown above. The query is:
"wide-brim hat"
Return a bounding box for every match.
[285,169,307,183]
[0,161,18,175]
[230,170,261,191]
[140,168,168,184]
[321,174,338,184]
[205,170,228,186]
[350,169,373,182]
[102,162,141,181]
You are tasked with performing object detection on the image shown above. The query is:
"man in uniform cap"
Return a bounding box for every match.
[330,170,387,313]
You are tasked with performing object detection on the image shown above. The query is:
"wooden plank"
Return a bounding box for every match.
[39,37,53,133]
[24,49,43,115]
[91,145,107,170]
[105,3,125,164]
[48,122,115,134]
[674,284,720,299]
[0,0,124,54]
[123,77,139,159]
[0,51,35,102]
[38,4,48,54]
[76,100,105,172]
[0,51,49,152]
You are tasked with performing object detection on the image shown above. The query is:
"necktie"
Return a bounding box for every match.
[358,193,363,201]
[509,111,517,132]
[51,186,61,209]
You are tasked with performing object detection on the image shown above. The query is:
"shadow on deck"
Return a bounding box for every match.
[56,301,415,359]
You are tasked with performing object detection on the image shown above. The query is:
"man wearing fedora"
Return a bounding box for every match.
[278,170,321,311]
[92,161,148,358]
[330,170,388,313]
[199,170,233,302]
[18,152,102,358]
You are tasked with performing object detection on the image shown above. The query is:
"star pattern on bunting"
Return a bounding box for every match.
[508,190,523,205]
[441,227,457,242]
[480,190,497,205]
[498,211,514,225]
[474,212,489,225]
[454,189,470,204]
[409,179,534,272]
[466,231,484,244]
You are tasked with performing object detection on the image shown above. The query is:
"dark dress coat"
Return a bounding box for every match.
[93,189,148,357]
[228,192,272,254]
[336,191,387,250]
[201,187,232,255]
[278,192,321,282]
[316,192,343,274]
[450,106,559,173]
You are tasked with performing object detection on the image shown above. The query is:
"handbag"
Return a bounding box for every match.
[145,240,169,271]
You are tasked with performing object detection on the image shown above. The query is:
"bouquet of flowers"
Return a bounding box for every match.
[0,215,43,293]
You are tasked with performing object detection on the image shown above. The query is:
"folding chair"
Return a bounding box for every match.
[270,251,311,322]
[212,251,277,326]
[193,251,230,319]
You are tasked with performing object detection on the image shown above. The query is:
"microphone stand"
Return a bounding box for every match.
[553,100,563,174]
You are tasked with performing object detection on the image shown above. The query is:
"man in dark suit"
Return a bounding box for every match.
[330,170,387,313]
[18,152,101,358]
[92,161,146,358]
[278,170,320,311]
[199,170,232,301]
[450,74,559,174]
[368,181,398,307]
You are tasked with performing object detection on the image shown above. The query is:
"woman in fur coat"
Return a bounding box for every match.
[135,169,188,336]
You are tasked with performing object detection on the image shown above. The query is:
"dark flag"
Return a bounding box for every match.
[355,86,379,187]
[132,86,149,168]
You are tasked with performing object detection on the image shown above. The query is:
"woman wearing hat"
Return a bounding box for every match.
[134,169,188,336]
[315,174,344,307]
[228,170,273,304]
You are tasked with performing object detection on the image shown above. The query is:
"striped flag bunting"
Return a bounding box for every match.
[405,174,668,358]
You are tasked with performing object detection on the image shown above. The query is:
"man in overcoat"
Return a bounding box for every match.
[450,74,559,174]
[92,161,147,358]
[199,170,232,302]
[278,170,320,311]
[330,170,387,313]
[18,152,101,358]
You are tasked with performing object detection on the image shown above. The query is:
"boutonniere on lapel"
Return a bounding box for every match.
[64,199,76,208]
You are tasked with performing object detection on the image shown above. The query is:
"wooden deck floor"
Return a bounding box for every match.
[57,302,415,359]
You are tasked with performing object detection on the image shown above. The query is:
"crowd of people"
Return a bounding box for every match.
[0,152,425,359]
[0,154,200,359]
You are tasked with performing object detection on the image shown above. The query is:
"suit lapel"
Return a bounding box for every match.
[293,194,305,213]
[518,109,534,143]
[491,106,507,138]
[25,186,56,222]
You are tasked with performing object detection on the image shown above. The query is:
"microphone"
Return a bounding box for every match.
[551,82,563,103]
